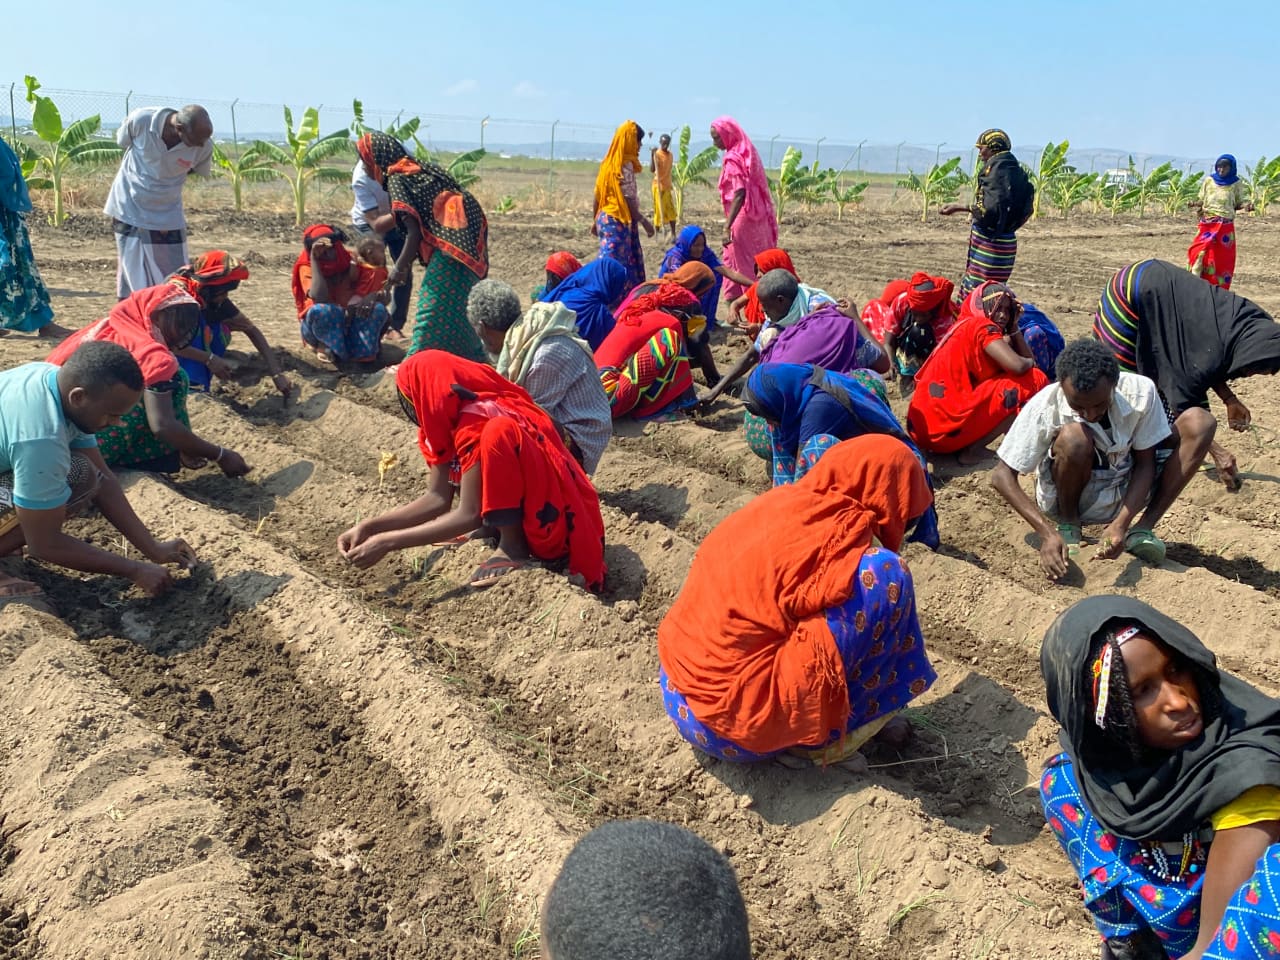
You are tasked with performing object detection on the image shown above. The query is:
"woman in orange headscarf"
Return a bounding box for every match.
[658,435,938,765]
[337,350,607,591]
[593,121,654,288]
[906,281,1049,462]
[614,262,721,383]
[727,248,798,335]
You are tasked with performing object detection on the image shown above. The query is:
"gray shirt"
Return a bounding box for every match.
[523,338,612,475]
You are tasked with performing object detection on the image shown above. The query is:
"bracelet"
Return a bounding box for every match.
[214,446,225,464]
[206,350,213,363]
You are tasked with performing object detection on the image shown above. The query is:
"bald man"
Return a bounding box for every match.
[105,104,214,299]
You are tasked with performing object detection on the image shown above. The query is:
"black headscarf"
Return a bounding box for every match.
[1129,259,1280,413]
[357,131,489,280]
[1041,595,1280,840]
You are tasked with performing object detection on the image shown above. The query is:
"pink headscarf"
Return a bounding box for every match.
[711,116,776,223]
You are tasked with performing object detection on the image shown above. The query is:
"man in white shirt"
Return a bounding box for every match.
[992,338,1183,580]
[350,154,411,340]
[105,105,213,299]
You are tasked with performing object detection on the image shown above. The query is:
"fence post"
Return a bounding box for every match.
[935,141,947,166]
[480,115,490,150]
[855,139,866,174]
[125,90,132,115]
[768,135,779,169]
[894,141,906,174]
[548,119,559,199]
[8,83,15,145]
[815,136,826,167]
[230,98,239,150]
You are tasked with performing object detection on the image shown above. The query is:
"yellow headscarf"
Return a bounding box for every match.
[593,120,642,225]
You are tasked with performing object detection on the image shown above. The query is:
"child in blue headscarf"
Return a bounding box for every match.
[658,225,753,327]
[1188,154,1253,290]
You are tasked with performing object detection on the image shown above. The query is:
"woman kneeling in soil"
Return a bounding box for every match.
[596,283,707,422]
[1094,258,1280,492]
[1040,596,1280,960]
[861,273,958,385]
[337,350,606,591]
[742,361,928,494]
[907,281,1049,463]
[291,225,389,364]
[46,285,251,476]
[658,224,754,325]
[657,435,937,766]
[539,258,630,352]
[168,251,293,396]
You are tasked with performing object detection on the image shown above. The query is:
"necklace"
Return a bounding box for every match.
[1139,832,1201,882]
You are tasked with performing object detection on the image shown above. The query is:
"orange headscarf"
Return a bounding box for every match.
[744,249,798,325]
[657,435,934,754]
[663,262,715,297]
[593,121,642,225]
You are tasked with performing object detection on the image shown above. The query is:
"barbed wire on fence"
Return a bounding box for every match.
[3,81,1228,178]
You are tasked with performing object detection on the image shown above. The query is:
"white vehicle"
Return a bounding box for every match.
[1102,168,1139,189]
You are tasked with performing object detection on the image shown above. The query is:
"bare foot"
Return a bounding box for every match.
[874,716,914,750]
[384,328,406,342]
[956,445,993,466]
[834,753,870,775]
[37,322,76,340]
[0,573,45,604]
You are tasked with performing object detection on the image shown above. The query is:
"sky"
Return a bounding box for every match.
[9,0,1280,163]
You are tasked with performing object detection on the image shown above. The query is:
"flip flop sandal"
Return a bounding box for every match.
[468,557,528,590]
[431,534,469,547]
[1123,528,1167,564]
[1057,522,1082,557]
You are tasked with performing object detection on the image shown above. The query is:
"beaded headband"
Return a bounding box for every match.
[1092,626,1142,729]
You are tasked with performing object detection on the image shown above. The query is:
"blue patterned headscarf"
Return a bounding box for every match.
[539,258,629,351]
[1211,154,1239,187]
[660,224,718,277]
[742,362,941,549]
[0,138,33,214]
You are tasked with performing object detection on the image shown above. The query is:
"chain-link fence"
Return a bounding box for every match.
[2,82,1225,178]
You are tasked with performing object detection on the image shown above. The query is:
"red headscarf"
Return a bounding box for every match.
[743,248,798,325]
[904,272,954,313]
[657,435,934,754]
[545,251,583,281]
[291,225,352,314]
[169,250,250,307]
[394,350,607,590]
[615,283,701,327]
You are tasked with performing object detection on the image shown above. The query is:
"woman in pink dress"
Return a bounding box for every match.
[710,117,778,303]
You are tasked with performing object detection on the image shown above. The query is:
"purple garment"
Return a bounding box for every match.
[759,303,861,373]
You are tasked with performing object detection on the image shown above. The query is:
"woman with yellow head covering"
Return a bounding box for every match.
[592,121,654,288]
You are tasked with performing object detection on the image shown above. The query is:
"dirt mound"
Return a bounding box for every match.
[7,208,1280,958]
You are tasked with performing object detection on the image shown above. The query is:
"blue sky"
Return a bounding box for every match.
[9,0,1280,161]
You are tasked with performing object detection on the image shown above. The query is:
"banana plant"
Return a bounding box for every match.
[768,147,832,225]
[670,124,718,223]
[829,176,869,221]
[250,106,352,225]
[22,75,121,225]
[1027,140,1072,219]
[1121,159,1176,217]
[211,142,279,212]
[1245,157,1280,215]
[898,157,967,222]
[1043,171,1098,217]
[351,98,421,143]
[1158,169,1205,216]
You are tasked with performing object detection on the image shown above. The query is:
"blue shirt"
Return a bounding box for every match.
[0,363,98,510]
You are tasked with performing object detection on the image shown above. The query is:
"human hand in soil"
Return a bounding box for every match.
[1210,442,1241,490]
[938,203,968,216]
[1039,530,1070,580]
[1095,522,1128,561]
[217,449,251,478]
[343,533,391,569]
[271,373,294,397]
[130,561,177,597]
[207,355,233,380]
[337,522,369,556]
[1226,399,1252,432]
[149,538,198,570]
